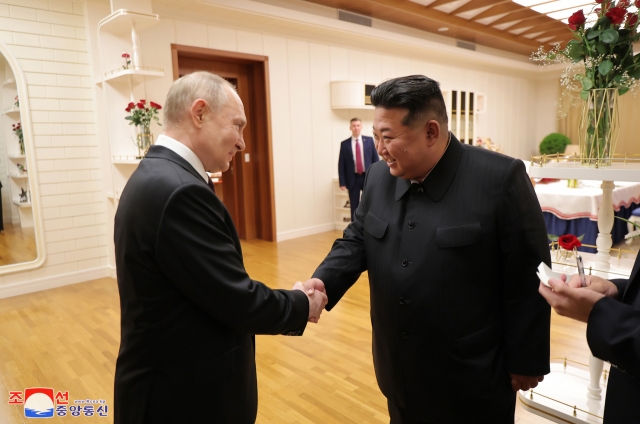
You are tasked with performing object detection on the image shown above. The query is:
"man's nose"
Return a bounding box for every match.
[237,136,246,151]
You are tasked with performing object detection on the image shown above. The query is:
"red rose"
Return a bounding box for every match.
[121,53,130,58]
[150,101,162,110]
[128,102,134,108]
[568,9,586,30]
[607,7,627,24]
[558,234,582,250]
[140,99,146,104]
[136,102,144,109]
[125,107,131,112]
[619,0,630,8]
[596,0,603,3]
[627,12,638,26]
[636,0,640,8]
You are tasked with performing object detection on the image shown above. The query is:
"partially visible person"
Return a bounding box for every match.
[338,117,379,222]
[311,75,551,423]
[540,255,640,424]
[114,71,327,424]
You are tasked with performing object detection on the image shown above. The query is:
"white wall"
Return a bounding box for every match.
[0,0,109,297]
[130,10,557,240]
[0,0,559,296]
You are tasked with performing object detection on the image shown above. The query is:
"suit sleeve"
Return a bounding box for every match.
[312,170,370,310]
[155,183,309,335]
[338,143,347,187]
[587,294,640,379]
[497,160,552,376]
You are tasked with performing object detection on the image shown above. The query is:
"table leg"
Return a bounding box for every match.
[588,180,614,400]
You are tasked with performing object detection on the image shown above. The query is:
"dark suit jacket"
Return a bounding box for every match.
[588,253,640,423]
[338,135,379,189]
[314,136,551,422]
[114,146,309,424]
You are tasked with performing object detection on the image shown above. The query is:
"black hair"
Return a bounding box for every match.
[370,75,448,127]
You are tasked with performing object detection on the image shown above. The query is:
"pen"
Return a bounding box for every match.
[576,251,586,287]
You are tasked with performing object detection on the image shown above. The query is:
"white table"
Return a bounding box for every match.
[526,161,640,423]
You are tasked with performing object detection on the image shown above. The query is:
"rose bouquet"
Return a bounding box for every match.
[125,99,162,158]
[12,122,24,155]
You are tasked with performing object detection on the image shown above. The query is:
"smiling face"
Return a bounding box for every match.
[192,87,247,173]
[373,107,444,181]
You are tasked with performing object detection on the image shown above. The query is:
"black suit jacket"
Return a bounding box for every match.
[314,136,551,421]
[114,146,309,424]
[588,253,640,423]
[338,135,379,189]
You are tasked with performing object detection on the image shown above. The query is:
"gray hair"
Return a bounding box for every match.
[163,71,236,128]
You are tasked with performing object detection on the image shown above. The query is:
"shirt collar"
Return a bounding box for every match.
[155,134,208,183]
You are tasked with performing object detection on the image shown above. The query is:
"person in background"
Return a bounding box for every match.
[113,71,327,424]
[338,117,379,222]
[309,75,551,423]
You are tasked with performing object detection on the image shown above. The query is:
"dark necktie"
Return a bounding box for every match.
[355,138,364,174]
[207,177,216,194]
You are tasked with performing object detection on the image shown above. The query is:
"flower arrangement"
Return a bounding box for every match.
[125,99,162,158]
[548,233,585,259]
[122,52,131,70]
[12,122,24,155]
[124,99,162,128]
[533,1,640,97]
[16,163,26,174]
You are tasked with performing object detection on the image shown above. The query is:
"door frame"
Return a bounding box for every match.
[171,44,277,242]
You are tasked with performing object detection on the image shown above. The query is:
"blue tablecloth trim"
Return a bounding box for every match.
[544,202,639,253]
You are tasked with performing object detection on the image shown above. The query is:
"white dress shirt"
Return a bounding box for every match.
[155,134,208,183]
[351,136,366,171]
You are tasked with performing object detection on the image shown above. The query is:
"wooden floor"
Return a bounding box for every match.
[0,230,623,423]
[0,223,37,267]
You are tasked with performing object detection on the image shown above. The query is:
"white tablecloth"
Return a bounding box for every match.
[534,180,640,221]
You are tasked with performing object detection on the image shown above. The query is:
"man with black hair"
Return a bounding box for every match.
[308,75,551,423]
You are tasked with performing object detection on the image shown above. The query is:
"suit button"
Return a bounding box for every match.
[399,297,404,305]
[401,259,408,267]
[408,221,414,229]
[417,188,424,194]
[401,332,408,339]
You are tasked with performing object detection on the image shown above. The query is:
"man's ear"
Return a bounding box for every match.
[425,119,441,147]
[190,99,207,128]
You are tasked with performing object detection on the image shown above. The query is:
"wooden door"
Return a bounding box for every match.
[173,46,276,241]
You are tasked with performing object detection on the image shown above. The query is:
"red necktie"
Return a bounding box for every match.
[207,177,216,194]
[355,138,364,174]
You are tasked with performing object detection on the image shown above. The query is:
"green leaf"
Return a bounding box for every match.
[587,124,595,135]
[581,78,594,90]
[613,75,624,84]
[601,29,619,44]
[577,234,585,241]
[598,60,614,76]
[618,87,630,96]
[547,234,559,241]
[596,42,608,55]
[587,28,601,40]
[580,90,590,101]
[615,215,640,229]
[630,66,640,79]
[567,40,585,60]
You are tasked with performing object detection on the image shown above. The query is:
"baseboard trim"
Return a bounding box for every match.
[276,223,336,242]
[0,266,112,299]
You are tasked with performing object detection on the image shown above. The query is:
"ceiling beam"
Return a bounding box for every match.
[534,28,575,39]
[472,2,526,21]
[506,16,560,31]
[452,0,511,15]
[425,0,463,10]
[519,21,567,36]
[490,9,544,26]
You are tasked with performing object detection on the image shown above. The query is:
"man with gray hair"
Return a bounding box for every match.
[113,71,327,423]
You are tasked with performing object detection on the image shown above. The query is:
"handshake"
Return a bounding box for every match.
[292,278,328,323]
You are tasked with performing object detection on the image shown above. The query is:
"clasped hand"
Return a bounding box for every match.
[292,278,327,323]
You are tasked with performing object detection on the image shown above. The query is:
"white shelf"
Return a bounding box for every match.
[2,107,19,116]
[98,9,160,36]
[106,191,121,200]
[9,173,28,179]
[7,154,25,159]
[1,78,15,88]
[112,158,141,165]
[529,161,640,182]
[12,201,31,208]
[99,67,164,85]
[335,206,350,211]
